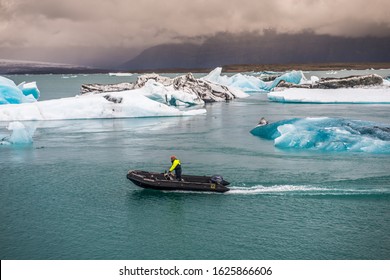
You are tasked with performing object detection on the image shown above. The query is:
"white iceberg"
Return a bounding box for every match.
[0,86,206,121]
[109,72,133,77]
[140,79,205,107]
[82,72,247,103]
[268,88,390,103]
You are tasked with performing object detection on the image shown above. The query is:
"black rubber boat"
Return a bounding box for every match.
[127,170,230,193]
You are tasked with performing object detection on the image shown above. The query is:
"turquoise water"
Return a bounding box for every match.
[1,73,390,260]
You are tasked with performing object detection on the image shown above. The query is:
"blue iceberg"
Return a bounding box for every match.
[0,121,35,145]
[250,117,390,153]
[0,76,40,105]
[202,67,304,93]
[266,71,303,91]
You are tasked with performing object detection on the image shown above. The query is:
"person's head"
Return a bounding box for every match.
[170,155,176,162]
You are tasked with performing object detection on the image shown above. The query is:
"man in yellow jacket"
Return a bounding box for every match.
[169,155,182,181]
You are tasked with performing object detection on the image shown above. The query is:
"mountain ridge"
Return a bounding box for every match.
[0,59,107,74]
[120,32,390,71]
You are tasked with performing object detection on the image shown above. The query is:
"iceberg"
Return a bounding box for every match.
[256,71,284,82]
[268,88,390,103]
[0,86,206,121]
[202,68,266,93]
[250,117,390,153]
[267,71,304,90]
[82,78,206,107]
[0,75,207,121]
[81,72,247,104]
[18,81,40,100]
[0,76,40,105]
[276,74,384,89]
[0,121,35,145]
[81,82,134,94]
[109,72,133,77]
[202,67,304,93]
[140,78,205,107]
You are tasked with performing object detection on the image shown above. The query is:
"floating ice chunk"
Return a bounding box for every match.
[0,89,206,121]
[0,76,40,104]
[82,72,245,103]
[109,72,133,77]
[267,71,305,90]
[229,73,267,92]
[256,71,284,81]
[250,117,390,153]
[0,76,26,104]
[202,67,304,93]
[18,81,40,100]
[202,67,267,93]
[277,74,383,89]
[0,121,34,144]
[310,76,320,85]
[140,80,205,107]
[202,67,225,84]
[0,76,18,88]
[268,88,390,103]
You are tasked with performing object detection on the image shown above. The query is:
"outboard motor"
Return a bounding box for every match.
[211,175,224,184]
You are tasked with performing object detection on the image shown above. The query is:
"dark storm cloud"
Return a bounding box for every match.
[1,0,390,65]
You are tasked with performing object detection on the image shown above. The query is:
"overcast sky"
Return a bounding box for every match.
[1,0,390,66]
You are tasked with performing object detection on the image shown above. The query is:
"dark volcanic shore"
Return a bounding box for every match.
[221,62,390,72]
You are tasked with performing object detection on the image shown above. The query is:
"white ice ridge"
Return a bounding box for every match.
[268,88,390,103]
[109,72,133,77]
[0,87,206,121]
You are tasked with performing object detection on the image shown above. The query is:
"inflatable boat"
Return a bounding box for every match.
[127,170,230,193]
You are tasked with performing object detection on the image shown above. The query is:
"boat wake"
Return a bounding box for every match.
[227,184,390,196]
[141,184,390,196]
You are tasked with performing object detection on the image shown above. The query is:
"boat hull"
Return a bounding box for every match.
[127,170,230,193]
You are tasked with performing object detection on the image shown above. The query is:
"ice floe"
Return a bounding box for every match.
[276,74,384,89]
[109,72,133,77]
[250,117,390,153]
[0,76,40,104]
[202,67,304,93]
[0,88,206,121]
[268,88,390,103]
[0,121,35,145]
[82,72,247,103]
[269,73,390,103]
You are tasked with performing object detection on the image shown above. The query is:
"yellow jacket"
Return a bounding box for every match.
[169,159,181,172]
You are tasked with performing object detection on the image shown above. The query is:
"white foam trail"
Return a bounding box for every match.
[129,185,389,195]
[227,185,390,195]
[228,185,324,195]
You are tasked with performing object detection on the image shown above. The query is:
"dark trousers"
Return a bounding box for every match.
[175,165,182,181]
